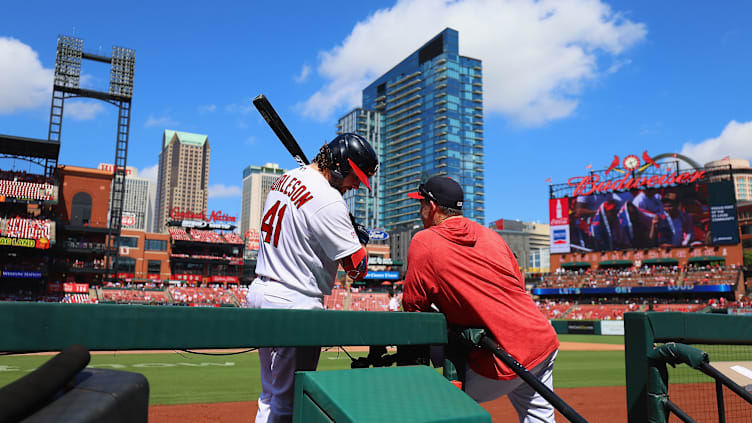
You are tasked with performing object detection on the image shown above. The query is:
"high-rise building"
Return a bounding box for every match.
[704,158,752,201]
[240,162,285,235]
[99,164,154,232]
[156,130,210,232]
[489,219,550,276]
[363,28,485,232]
[337,108,382,229]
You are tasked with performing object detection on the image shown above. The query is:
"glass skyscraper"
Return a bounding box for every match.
[363,28,484,232]
[337,108,382,230]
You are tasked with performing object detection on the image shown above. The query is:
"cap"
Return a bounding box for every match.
[407,176,463,209]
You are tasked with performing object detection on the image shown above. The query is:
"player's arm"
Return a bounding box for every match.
[340,246,368,281]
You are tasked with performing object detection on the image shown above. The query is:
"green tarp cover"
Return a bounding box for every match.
[0,302,447,352]
[294,366,491,423]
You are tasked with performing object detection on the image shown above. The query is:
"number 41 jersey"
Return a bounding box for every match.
[255,166,361,297]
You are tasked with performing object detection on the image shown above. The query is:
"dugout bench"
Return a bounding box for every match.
[0,302,491,422]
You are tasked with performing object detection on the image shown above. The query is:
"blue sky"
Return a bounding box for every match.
[1,0,751,226]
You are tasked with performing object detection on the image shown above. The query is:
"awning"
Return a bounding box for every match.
[561,261,591,268]
[598,260,633,266]
[641,258,679,265]
[688,256,726,263]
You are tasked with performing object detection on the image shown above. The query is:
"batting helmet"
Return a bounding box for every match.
[327,133,378,189]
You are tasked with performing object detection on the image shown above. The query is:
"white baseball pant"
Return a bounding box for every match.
[246,278,324,423]
[465,349,558,423]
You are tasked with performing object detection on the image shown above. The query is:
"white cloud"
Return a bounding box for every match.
[198,104,216,114]
[294,64,312,83]
[245,135,257,145]
[680,120,752,165]
[299,0,646,126]
[225,103,251,114]
[0,37,53,114]
[65,100,105,120]
[145,114,178,128]
[139,164,159,184]
[209,184,242,198]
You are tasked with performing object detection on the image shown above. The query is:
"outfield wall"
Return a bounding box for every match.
[550,319,624,335]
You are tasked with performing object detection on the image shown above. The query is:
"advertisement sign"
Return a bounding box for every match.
[363,271,400,280]
[63,283,89,293]
[368,229,389,241]
[170,207,236,223]
[600,320,625,336]
[147,273,161,280]
[178,219,235,230]
[550,225,570,254]
[567,321,595,335]
[172,274,202,282]
[708,180,739,245]
[2,270,42,279]
[532,284,733,296]
[0,236,49,249]
[121,212,136,228]
[549,199,569,226]
[208,275,239,283]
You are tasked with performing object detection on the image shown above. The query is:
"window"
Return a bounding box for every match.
[145,239,167,251]
[119,236,138,248]
[71,192,92,225]
[115,257,136,272]
[147,260,161,274]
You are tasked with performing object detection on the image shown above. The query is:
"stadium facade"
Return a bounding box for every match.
[362,27,485,233]
[100,164,157,232]
[156,130,210,233]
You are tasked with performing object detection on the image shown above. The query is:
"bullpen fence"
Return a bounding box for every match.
[624,312,752,422]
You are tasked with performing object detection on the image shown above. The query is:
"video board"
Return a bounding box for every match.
[549,180,739,253]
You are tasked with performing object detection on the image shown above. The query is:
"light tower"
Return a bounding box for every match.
[48,35,136,279]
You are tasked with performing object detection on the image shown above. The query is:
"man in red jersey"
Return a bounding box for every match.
[402,176,560,423]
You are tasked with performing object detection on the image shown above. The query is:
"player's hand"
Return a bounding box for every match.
[350,214,370,245]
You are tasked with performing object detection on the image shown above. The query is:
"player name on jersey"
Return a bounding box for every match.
[270,174,314,209]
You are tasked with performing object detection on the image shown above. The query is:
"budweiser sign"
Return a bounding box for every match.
[568,170,706,197]
[170,207,236,223]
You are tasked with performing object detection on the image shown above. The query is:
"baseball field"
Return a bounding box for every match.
[0,334,628,422]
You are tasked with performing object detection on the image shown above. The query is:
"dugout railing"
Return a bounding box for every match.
[624,312,752,422]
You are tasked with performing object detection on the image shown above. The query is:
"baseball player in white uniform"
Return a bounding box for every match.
[247,133,378,423]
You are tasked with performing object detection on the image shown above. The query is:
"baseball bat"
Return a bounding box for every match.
[252,94,309,167]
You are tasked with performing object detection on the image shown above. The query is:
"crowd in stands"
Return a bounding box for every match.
[168,227,245,245]
[542,264,741,289]
[0,170,54,185]
[100,288,170,305]
[69,258,106,269]
[168,286,236,305]
[0,171,56,201]
[1,216,52,240]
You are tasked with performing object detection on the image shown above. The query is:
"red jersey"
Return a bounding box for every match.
[402,217,559,380]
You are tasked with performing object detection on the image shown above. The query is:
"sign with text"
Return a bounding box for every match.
[2,270,42,279]
[708,180,739,245]
[363,271,400,280]
[549,198,569,226]
[549,225,570,254]
[63,283,89,293]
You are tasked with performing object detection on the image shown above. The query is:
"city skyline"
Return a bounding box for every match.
[1,1,751,228]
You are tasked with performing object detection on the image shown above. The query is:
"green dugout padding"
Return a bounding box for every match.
[624,312,752,423]
[0,302,447,352]
[293,366,491,422]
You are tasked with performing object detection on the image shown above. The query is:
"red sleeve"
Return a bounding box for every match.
[402,236,435,312]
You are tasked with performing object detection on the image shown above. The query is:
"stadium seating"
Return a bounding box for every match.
[100,288,170,304]
[536,300,573,319]
[650,303,705,312]
[189,229,225,243]
[223,232,244,244]
[349,293,390,311]
[567,303,640,320]
[1,217,51,240]
[0,180,55,201]
[168,286,237,306]
[324,288,347,310]
[61,293,97,304]
[168,227,191,241]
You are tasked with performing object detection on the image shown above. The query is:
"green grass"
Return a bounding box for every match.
[558,334,625,345]
[0,339,626,405]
